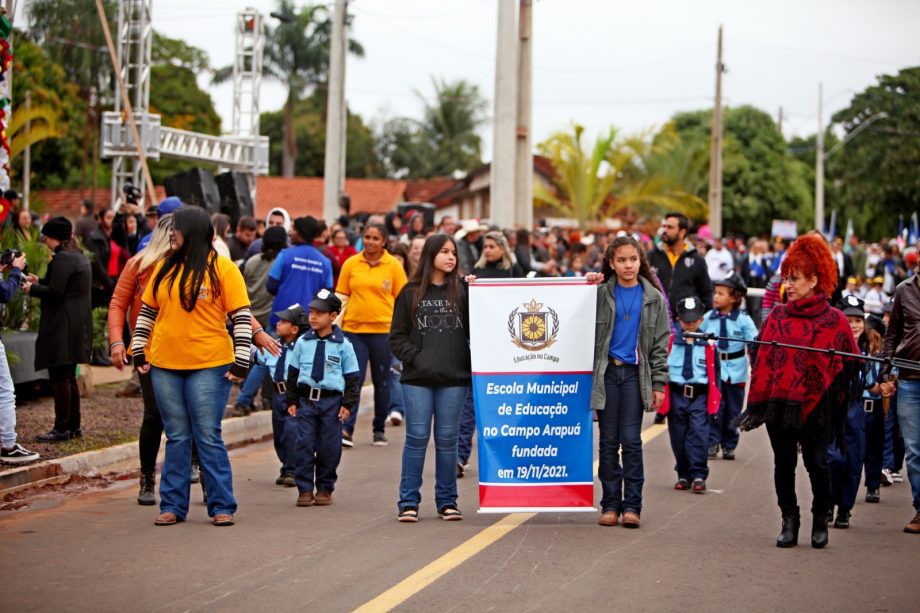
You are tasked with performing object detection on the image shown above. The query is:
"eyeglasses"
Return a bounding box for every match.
[781,275,803,284]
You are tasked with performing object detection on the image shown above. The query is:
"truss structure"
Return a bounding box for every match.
[101,2,269,210]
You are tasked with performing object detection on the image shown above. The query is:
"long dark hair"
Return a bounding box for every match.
[602,236,653,284]
[153,207,221,312]
[408,234,461,319]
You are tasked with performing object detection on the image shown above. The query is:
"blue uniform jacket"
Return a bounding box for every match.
[284,325,361,408]
[668,336,714,386]
[700,309,757,383]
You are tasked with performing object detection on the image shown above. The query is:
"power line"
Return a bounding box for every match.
[345,0,492,21]
[731,37,905,67]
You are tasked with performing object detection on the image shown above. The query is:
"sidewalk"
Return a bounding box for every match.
[1,381,376,494]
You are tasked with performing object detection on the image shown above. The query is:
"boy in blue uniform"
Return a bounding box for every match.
[668,296,720,494]
[259,303,309,487]
[701,271,757,460]
[286,289,361,507]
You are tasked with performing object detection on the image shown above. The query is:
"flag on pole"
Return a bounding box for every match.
[910,212,919,244]
[826,209,837,241]
[844,218,854,253]
[898,215,905,250]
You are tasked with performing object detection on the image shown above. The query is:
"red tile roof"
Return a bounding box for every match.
[254,176,407,220]
[31,187,167,219]
[404,177,462,206]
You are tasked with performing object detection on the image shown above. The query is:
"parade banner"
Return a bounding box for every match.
[469,278,596,513]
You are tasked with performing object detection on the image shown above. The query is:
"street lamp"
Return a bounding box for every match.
[815,82,887,233]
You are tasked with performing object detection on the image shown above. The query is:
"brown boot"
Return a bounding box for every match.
[297,491,315,507]
[622,511,641,529]
[314,491,333,506]
[905,512,920,534]
[598,511,619,526]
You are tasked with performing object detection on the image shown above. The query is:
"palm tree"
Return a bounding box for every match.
[378,77,487,178]
[214,1,364,177]
[535,123,708,228]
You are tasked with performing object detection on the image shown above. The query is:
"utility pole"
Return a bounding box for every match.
[323,0,347,223]
[23,91,30,210]
[491,0,518,227]
[707,24,724,238]
[815,82,824,233]
[514,0,533,230]
[777,106,784,134]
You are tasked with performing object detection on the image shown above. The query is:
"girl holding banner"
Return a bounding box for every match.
[589,237,670,528]
[390,235,471,522]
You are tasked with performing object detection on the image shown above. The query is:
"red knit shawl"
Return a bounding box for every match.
[748,293,858,422]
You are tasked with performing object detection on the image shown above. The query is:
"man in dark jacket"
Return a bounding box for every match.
[882,249,920,534]
[647,212,713,316]
[86,207,116,309]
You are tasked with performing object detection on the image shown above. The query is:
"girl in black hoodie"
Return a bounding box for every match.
[390,234,471,522]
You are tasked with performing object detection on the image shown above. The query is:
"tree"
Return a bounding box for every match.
[670,105,812,235]
[377,77,487,178]
[534,124,708,229]
[259,94,382,178]
[216,1,365,177]
[829,66,920,238]
[9,36,88,189]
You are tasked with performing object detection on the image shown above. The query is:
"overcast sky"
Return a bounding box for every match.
[64,1,920,155]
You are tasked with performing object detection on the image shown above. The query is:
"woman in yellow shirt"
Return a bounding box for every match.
[335,223,407,447]
[131,207,252,527]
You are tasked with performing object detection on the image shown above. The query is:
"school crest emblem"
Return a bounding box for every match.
[507,298,560,351]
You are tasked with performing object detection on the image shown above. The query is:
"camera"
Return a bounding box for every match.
[0,249,26,274]
[123,181,142,206]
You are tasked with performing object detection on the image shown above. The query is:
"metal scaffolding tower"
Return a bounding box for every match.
[101,0,159,208]
[101,2,269,210]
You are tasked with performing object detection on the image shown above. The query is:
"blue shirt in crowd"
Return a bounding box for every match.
[668,336,710,385]
[266,244,333,327]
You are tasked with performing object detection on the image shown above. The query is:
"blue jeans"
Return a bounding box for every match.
[896,380,920,512]
[668,391,710,480]
[237,362,269,408]
[708,384,743,450]
[272,393,296,475]
[864,399,886,489]
[293,394,344,493]
[884,393,905,472]
[388,356,405,417]
[343,332,391,435]
[0,339,19,448]
[828,399,866,513]
[597,363,644,514]
[457,387,476,465]
[152,365,237,519]
[397,384,466,512]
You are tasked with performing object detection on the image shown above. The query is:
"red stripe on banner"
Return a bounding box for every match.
[479,484,594,508]
[472,371,592,376]
[469,282,589,287]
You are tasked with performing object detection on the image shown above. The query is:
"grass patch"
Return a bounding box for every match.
[57,431,139,454]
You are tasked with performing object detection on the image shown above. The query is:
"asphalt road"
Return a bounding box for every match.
[2,411,917,612]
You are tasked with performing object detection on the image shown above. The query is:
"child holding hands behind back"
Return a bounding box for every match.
[285,289,361,507]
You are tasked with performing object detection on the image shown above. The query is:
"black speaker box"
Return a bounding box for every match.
[164,168,221,215]
[215,171,254,225]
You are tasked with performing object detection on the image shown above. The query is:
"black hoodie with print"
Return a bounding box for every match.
[389,282,471,387]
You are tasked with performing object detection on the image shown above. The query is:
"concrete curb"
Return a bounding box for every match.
[0,412,274,494]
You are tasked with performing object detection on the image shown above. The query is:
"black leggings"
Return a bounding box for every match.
[767,420,831,517]
[49,363,80,434]
[137,369,199,475]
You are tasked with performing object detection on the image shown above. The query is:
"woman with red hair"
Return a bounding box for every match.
[738,234,860,549]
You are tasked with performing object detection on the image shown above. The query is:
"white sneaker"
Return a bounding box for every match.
[388,411,403,426]
[892,471,904,483]
[1,443,40,464]
[881,468,894,486]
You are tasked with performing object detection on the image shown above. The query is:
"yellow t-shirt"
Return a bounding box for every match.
[336,250,407,334]
[142,255,251,370]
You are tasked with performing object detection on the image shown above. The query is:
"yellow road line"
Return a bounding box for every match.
[355,422,668,612]
[353,512,535,613]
